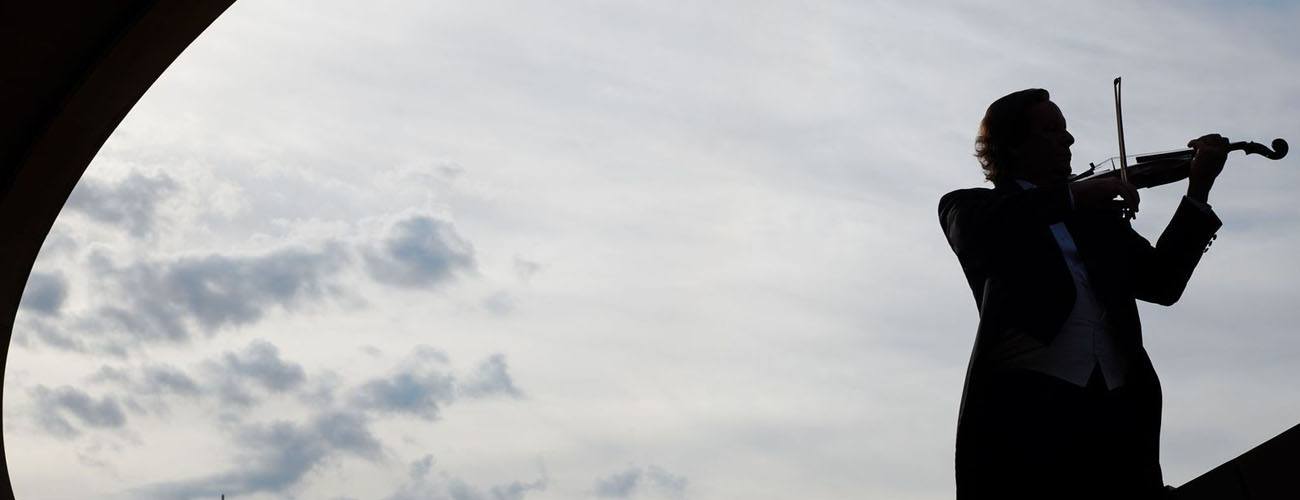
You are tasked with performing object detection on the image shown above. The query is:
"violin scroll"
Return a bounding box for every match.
[1236,138,1288,160]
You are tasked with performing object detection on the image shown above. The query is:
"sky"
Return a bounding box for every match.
[6,1,1300,499]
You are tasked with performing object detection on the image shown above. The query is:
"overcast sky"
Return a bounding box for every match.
[7,1,1300,499]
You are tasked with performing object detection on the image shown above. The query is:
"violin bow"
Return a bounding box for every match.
[1113,77,1130,185]
[1113,77,1134,219]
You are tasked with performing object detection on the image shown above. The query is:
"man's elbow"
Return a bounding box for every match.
[1138,286,1186,307]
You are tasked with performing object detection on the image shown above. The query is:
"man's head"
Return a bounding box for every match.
[975,88,1075,185]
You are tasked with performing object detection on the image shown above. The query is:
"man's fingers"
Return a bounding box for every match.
[1189,133,1229,150]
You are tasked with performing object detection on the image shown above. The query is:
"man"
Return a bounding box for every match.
[938,88,1229,499]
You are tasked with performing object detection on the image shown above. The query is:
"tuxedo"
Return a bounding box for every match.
[938,179,1221,499]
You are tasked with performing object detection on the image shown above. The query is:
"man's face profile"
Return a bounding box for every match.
[1013,100,1075,185]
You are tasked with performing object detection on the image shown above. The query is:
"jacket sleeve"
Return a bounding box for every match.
[1123,196,1223,306]
[938,184,1074,264]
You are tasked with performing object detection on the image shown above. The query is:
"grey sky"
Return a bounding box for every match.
[6,1,1300,499]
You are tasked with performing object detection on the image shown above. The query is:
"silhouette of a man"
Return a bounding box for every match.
[939,89,1229,499]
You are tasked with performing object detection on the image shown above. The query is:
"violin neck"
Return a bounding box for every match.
[1135,149,1193,164]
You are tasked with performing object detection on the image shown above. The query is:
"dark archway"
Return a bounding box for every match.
[0,1,235,496]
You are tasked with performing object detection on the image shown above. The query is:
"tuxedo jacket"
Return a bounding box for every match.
[938,179,1222,418]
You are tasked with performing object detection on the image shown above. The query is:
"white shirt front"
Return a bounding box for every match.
[1013,180,1129,390]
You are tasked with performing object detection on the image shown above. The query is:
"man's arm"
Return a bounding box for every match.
[1127,134,1230,306]
[1124,198,1222,306]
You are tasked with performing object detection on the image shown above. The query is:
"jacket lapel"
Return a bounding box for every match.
[994,179,1077,344]
[1064,213,1108,287]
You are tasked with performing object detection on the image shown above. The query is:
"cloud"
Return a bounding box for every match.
[30,385,128,438]
[21,211,487,355]
[512,257,541,283]
[15,316,89,353]
[313,410,384,460]
[644,467,688,498]
[351,356,457,420]
[139,364,203,397]
[65,171,178,238]
[364,214,476,288]
[594,468,641,498]
[205,340,308,407]
[25,212,483,355]
[383,454,547,500]
[89,365,131,385]
[90,245,346,347]
[481,291,516,315]
[76,342,513,436]
[85,363,202,419]
[137,410,382,500]
[19,271,68,316]
[594,466,687,499]
[57,342,531,498]
[220,340,307,392]
[129,247,345,330]
[352,349,524,419]
[459,354,524,399]
[85,340,308,414]
[299,370,344,406]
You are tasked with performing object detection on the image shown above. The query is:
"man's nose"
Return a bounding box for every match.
[1063,131,1075,147]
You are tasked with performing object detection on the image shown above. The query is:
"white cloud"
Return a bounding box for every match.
[65,171,179,238]
[18,272,67,316]
[29,386,128,438]
[363,214,477,289]
[135,410,383,500]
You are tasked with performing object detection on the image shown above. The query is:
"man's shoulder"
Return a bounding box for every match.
[941,186,995,199]
[938,186,996,213]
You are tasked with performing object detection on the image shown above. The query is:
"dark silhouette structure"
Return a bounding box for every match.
[1177,422,1300,499]
[0,1,234,497]
[0,3,1293,500]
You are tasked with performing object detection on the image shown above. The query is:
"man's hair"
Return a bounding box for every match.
[975,88,1050,183]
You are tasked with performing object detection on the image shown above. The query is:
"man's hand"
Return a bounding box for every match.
[1069,177,1140,214]
[1187,133,1229,204]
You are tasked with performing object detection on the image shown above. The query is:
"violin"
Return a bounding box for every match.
[1068,77,1289,190]
[1069,138,1289,188]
